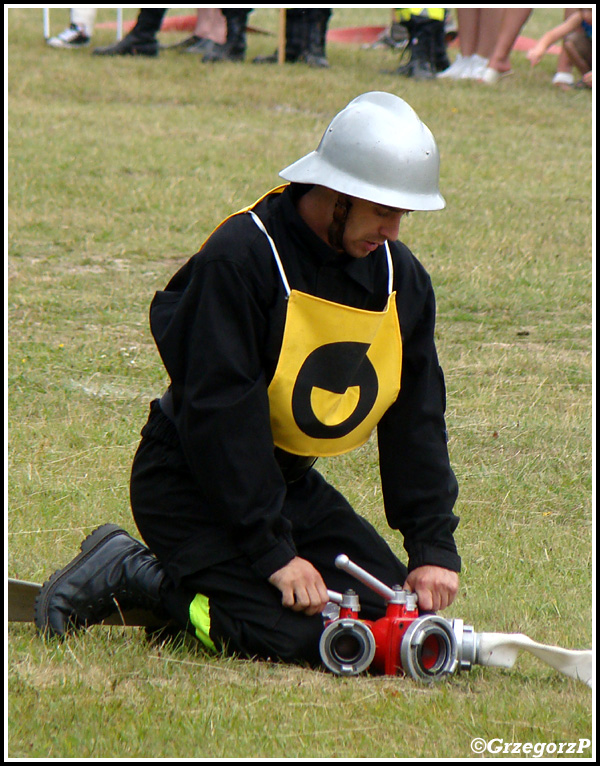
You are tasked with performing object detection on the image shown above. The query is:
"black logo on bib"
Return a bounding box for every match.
[291,342,379,439]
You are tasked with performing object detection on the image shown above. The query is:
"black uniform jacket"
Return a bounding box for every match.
[148,184,460,580]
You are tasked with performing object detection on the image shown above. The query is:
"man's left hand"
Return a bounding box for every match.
[403,565,459,612]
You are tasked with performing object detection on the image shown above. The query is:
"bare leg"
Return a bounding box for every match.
[456,8,479,56]
[475,8,504,59]
[194,8,226,44]
[564,29,592,78]
[551,9,577,89]
[487,8,533,72]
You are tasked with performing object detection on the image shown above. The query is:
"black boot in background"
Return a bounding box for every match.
[93,8,167,57]
[433,17,451,72]
[34,524,168,638]
[203,9,249,62]
[395,16,437,79]
[253,9,308,64]
[303,9,331,68]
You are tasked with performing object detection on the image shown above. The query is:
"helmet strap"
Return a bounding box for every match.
[327,194,353,251]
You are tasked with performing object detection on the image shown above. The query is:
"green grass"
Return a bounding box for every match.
[7,7,593,760]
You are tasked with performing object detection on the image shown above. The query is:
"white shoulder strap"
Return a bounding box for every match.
[384,241,394,295]
[248,210,291,297]
[250,209,394,298]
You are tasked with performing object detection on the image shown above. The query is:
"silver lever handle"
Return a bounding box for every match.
[335,554,396,602]
[326,589,343,604]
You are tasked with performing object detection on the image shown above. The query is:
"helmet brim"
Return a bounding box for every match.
[279,152,446,212]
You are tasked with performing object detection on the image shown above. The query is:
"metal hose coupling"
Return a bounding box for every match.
[319,617,377,676]
[320,554,468,681]
[400,614,459,682]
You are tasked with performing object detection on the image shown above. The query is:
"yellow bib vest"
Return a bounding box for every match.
[244,191,403,458]
[209,187,403,458]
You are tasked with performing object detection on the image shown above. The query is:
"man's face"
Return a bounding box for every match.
[341,197,410,259]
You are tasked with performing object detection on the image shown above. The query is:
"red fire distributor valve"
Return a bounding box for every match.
[320,554,460,681]
[319,556,592,687]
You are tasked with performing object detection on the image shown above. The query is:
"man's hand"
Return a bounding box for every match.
[403,565,459,612]
[268,557,330,616]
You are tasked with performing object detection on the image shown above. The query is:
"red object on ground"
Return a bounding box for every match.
[326,26,387,44]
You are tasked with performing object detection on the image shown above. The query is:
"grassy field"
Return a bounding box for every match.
[7,6,593,760]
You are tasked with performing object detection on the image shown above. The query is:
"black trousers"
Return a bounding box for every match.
[130,403,408,666]
[130,8,168,40]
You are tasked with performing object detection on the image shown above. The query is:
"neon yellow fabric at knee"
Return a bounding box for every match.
[189,593,217,652]
[395,8,446,23]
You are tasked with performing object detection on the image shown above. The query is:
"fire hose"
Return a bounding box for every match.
[320,555,592,687]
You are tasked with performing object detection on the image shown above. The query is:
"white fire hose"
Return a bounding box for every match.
[473,631,592,687]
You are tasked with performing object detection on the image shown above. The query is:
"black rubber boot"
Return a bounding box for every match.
[302,9,331,69]
[202,10,248,62]
[92,8,166,57]
[396,17,437,79]
[92,32,159,57]
[253,10,308,64]
[433,18,451,72]
[34,524,167,638]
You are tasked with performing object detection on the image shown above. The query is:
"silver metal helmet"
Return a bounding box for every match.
[279,91,445,211]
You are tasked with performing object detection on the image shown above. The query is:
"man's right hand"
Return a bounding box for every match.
[268,557,330,616]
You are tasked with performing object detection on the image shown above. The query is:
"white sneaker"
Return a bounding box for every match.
[480,67,513,84]
[552,71,575,87]
[462,54,489,80]
[437,54,468,79]
[47,23,90,49]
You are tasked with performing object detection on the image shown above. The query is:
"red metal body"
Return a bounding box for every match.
[336,597,420,676]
